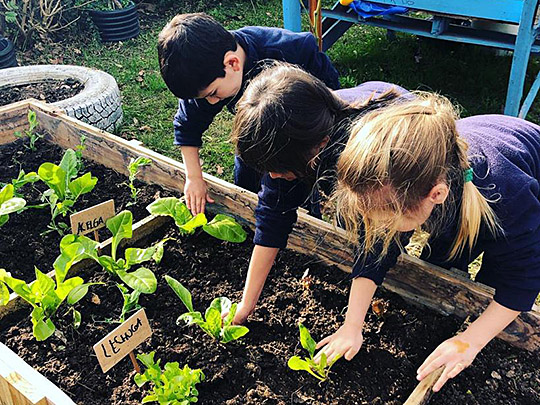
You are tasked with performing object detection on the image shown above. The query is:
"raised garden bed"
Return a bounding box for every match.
[0,100,539,404]
[0,79,84,107]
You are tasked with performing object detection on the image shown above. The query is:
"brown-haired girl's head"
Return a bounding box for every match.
[231,63,349,179]
[334,92,499,259]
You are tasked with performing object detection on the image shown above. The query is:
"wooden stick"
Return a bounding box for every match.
[404,366,445,405]
[129,352,140,374]
[93,229,100,243]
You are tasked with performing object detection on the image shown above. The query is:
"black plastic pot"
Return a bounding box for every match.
[0,37,17,69]
[89,3,140,43]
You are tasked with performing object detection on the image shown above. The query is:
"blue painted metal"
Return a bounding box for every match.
[283,0,302,32]
[430,16,448,36]
[519,71,540,117]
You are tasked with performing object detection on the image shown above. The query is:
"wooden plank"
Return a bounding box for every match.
[23,100,540,353]
[0,100,34,145]
[404,366,445,405]
[0,343,75,405]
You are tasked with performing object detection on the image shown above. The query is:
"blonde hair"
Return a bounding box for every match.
[334,92,500,260]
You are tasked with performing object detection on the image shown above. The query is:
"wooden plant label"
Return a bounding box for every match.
[93,309,152,373]
[70,199,115,236]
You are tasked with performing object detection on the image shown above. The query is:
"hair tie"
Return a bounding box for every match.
[463,168,473,183]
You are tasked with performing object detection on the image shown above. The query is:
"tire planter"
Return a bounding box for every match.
[89,4,140,43]
[0,65,123,132]
[0,37,17,69]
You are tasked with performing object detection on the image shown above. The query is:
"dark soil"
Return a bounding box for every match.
[0,138,175,281]
[2,222,539,405]
[0,79,84,107]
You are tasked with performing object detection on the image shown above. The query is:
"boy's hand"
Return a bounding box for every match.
[232,300,255,325]
[314,322,364,364]
[184,176,214,215]
[416,334,481,392]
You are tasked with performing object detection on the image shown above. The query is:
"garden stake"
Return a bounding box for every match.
[129,351,141,374]
[403,366,445,405]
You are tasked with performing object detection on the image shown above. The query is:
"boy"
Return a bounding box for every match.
[157,13,340,215]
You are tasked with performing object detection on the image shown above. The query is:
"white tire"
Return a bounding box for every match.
[0,64,123,132]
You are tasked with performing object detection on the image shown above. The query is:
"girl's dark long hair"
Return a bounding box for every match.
[231,62,400,178]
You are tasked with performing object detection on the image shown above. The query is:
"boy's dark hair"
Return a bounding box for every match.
[231,63,400,178]
[157,13,237,99]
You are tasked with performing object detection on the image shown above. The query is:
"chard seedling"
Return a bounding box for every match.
[288,323,340,382]
[134,351,204,404]
[62,210,166,322]
[147,197,247,242]
[74,134,87,173]
[165,275,249,344]
[0,240,101,340]
[14,110,43,151]
[9,169,40,196]
[0,184,26,227]
[126,156,152,206]
[38,148,98,234]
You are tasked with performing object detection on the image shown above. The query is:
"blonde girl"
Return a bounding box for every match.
[322,92,540,391]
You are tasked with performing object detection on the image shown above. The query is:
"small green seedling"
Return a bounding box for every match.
[147,197,247,242]
[288,323,341,382]
[38,148,98,234]
[9,169,40,196]
[165,275,249,344]
[14,110,43,151]
[74,134,87,173]
[126,156,152,206]
[0,240,101,340]
[0,184,26,227]
[134,351,204,404]
[61,211,166,322]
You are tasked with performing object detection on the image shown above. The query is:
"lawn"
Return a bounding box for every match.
[19,0,540,184]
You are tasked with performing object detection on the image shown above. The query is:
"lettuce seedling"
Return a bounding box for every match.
[126,156,152,206]
[62,210,165,322]
[288,323,341,382]
[147,197,247,243]
[14,110,43,152]
[135,351,204,404]
[0,184,26,227]
[38,148,98,234]
[165,275,249,344]
[0,240,101,340]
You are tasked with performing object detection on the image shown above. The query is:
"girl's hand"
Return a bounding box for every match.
[232,300,255,325]
[314,322,364,364]
[184,177,214,215]
[417,334,481,392]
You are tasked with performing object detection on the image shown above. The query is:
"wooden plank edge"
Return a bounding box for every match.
[0,342,75,405]
[17,100,540,353]
[0,99,39,145]
[0,215,170,320]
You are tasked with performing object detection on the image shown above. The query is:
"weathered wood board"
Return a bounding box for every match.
[0,100,539,355]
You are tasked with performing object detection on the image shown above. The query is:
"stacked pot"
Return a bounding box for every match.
[89,3,140,42]
[0,37,17,69]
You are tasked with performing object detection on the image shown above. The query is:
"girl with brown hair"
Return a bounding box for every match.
[328,92,540,391]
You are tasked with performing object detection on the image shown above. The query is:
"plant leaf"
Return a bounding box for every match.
[73,309,81,329]
[178,213,207,234]
[33,267,55,298]
[68,172,97,200]
[56,277,84,301]
[38,162,66,200]
[0,184,14,204]
[106,211,133,260]
[223,302,237,327]
[202,214,247,242]
[299,323,317,357]
[66,282,103,305]
[125,246,156,267]
[209,297,232,317]
[221,325,249,343]
[165,275,193,312]
[146,197,192,226]
[0,282,10,306]
[117,268,157,294]
[59,149,79,180]
[204,307,222,338]
[0,215,8,227]
[0,197,26,216]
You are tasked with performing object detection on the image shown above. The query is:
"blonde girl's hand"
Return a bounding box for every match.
[314,322,364,364]
[416,334,481,392]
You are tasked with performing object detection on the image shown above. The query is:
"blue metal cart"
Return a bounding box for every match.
[282,0,540,117]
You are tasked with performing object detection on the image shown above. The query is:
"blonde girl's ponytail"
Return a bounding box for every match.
[334,92,501,261]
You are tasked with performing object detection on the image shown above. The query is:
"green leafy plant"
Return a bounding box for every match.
[126,156,152,206]
[0,240,101,340]
[147,197,247,242]
[14,111,43,151]
[288,323,341,382]
[8,169,40,196]
[134,351,204,404]
[74,134,87,173]
[0,184,26,227]
[76,0,131,11]
[62,210,165,322]
[37,148,98,234]
[165,275,249,344]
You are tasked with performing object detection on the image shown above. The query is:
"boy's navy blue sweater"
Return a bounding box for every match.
[173,27,340,146]
[355,115,540,311]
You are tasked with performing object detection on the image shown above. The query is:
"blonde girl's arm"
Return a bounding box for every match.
[314,277,377,363]
[417,300,520,392]
[233,245,280,324]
